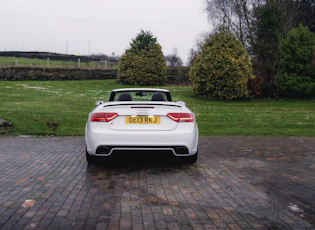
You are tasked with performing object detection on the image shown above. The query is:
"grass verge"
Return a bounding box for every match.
[0,57,118,69]
[0,79,314,136]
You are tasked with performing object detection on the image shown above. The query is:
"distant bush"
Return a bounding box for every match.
[166,67,190,85]
[189,27,255,100]
[277,73,315,98]
[280,24,315,77]
[277,24,315,98]
[118,30,167,85]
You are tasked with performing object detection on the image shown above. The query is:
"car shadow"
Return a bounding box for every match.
[88,155,182,169]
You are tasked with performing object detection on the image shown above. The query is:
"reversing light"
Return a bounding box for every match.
[91,112,118,122]
[167,113,194,122]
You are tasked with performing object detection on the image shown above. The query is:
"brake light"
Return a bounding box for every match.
[91,112,118,122]
[167,113,194,122]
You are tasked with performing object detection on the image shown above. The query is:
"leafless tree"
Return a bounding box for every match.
[204,0,265,50]
[165,48,183,68]
[294,0,315,33]
[186,32,212,66]
[265,0,302,35]
[187,48,199,66]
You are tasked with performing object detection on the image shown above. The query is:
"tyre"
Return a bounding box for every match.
[86,150,96,164]
[180,151,198,164]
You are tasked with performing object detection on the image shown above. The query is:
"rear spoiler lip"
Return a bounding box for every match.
[102,103,181,108]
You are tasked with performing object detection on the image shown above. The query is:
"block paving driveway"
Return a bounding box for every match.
[0,136,315,230]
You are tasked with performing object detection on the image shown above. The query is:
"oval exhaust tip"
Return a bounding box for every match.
[96,146,110,155]
[176,147,188,154]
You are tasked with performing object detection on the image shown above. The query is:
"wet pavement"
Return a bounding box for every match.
[0,136,315,230]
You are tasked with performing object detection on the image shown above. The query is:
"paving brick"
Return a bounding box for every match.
[167,222,181,230]
[0,136,314,229]
[132,215,143,224]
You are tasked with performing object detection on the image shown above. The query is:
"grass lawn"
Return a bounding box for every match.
[0,79,314,136]
[0,57,118,69]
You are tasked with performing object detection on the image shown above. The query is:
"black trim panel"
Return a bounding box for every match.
[96,146,189,155]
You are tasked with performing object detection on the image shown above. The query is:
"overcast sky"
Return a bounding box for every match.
[1,0,211,63]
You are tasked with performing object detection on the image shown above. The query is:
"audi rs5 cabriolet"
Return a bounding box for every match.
[85,88,199,164]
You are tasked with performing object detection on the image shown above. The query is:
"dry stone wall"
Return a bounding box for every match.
[0,67,190,84]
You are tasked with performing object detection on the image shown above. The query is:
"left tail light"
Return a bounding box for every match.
[91,112,118,122]
[167,113,194,122]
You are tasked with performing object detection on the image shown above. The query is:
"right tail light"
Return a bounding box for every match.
[167,113,194,122]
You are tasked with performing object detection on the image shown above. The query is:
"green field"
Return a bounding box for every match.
[0,79,314,136]
[0,57,118,69]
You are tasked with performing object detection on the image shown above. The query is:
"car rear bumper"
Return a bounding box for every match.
[85,127,198,157]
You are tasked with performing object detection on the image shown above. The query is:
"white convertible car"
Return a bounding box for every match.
[85,88,199,164]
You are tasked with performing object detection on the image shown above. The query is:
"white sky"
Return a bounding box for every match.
[0,0,211,64]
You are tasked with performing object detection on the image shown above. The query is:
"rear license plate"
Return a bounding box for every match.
[126,116,160,124]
